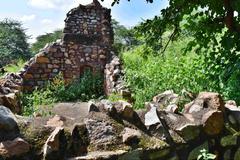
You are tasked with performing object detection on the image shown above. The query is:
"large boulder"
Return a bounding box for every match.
[197,92,225,111]
[184,92,225,113]
[0,105,19,141]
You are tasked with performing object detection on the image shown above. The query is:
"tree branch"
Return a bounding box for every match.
[224,0,240,33]
[161,28,177,54]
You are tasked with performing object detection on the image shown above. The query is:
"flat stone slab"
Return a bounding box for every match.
[51,102,89,129]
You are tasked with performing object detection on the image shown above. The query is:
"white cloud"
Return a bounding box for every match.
[28,0,58,9]
[20,14,36,22]
[28,0,111,10]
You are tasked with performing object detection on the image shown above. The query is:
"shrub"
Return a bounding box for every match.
[21,71,104,116]
[122,39,216,109]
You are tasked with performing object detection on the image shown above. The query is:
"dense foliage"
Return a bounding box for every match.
[21,71,104,116]
[103,0,240,107]
[0,19,30,66]
[31,30,62,54]
[123,37,240,108]
[134,0,240,90]
[122,38,208,108]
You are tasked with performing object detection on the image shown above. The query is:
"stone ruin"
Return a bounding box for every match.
[0,0,128,113]
[19,0,123,94]
[1,1,240,160]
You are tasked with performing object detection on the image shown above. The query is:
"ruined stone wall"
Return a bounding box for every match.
[20,0,113,90]
[104,54,131,100]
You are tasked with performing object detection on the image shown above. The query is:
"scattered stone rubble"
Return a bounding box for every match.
[104,54,130,99]
[1,91,240,160]
[0,73,22,113]
[0,1,240,160]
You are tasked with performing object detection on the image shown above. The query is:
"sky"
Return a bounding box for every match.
[0,0,168,43]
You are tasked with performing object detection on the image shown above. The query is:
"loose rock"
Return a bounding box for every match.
[122,128,141,145]
[0,137,30,158]
[0,105,19,141]
[202,110,224,135]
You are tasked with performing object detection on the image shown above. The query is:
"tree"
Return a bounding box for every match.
[31,30,63,54]
[112,19,140,53]
[105,0,240,90]
[0,19,31,66]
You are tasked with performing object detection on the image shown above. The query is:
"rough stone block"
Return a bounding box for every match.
[35,56,50,63]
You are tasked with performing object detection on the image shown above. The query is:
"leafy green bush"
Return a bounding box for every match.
[122,38,217,109]
[21,71,104,116]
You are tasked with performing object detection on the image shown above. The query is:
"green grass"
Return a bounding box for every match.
[5,59,25,73]
[0,59,25,78]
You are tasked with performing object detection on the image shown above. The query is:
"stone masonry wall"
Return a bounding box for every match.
[19,0,113,90]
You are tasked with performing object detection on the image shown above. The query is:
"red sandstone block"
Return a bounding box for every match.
[35,56,50,63]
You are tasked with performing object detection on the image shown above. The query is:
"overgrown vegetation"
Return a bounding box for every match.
[0,59,25,78]
[123,33,240,108]
[21,71,104,116]
[122,38,211,108]
[101,0,240,109]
